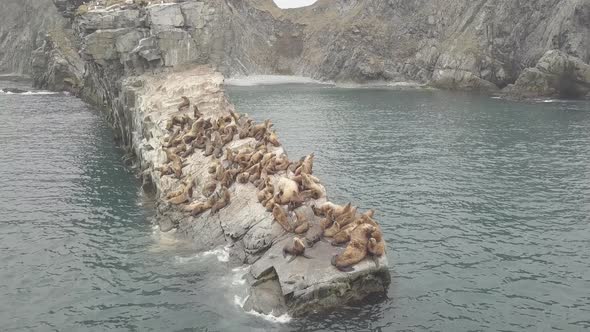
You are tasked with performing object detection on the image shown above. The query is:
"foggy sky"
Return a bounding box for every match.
[273,0,317,9]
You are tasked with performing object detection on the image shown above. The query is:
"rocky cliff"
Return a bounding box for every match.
[2,0,589,97]
[0,0,67,75]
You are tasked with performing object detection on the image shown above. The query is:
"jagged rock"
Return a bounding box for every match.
[506,50,590,98]
[115,66,391,316]
[155,29,198,67]
[147,4,184,30]
[76,9,142,33]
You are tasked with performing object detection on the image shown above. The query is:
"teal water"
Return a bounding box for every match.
[1,80,589,331]
[227,85,590,331]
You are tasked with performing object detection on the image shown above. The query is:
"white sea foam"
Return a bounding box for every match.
[246,309,293,324]
[225,75,331,86]
[174,245,230,264]
[234,292,292,323]
[0,90,59,95]
[22,91,59,95]
[231,266,249,286]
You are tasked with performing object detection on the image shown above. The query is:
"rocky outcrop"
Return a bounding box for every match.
[114,66,390,316]
[0,0,67,75]
[506,50,590,98]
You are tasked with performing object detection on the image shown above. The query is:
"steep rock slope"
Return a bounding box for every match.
[2,0,589,95]
[0,0,66,75]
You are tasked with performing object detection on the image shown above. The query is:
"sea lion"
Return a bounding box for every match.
[273,156,291,172]
[178,96,191,111]
[208,160,219,174]
[293,210,310,234]
[272,204,292,232]
[363,209,375,219]
[202,180,217,197]
[331,219,363,245]
[282,237,311,262]
[237,172,250,184]
[210,187,231,214]
[266,131,280,147]
[275,177,299,205]
[324,221,341,238]
[312,202,348,217]
[185,197,214,216]
[156,165,173,177]
[229,109,240,123]
[295,153,314,175]
[331,224,376,272]
[301,173,324,199]
[167,186,192,205]
[193,104,202,119]
[335,206,358,228]
[319,210,334,230]
[367,229,385,257]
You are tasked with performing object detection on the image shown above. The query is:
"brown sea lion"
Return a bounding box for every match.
[237,172,250,184]
[167,186,192,205]
[319,210,334,230]
[185,197,214,216]
[210,187,231,214]
[331,219,363,245]
[293,210,310,234]
[169,158,183,178]
[208,161,219,174]
[331,224,376,272]
[156,165,173,177]
[324,221,341,238]
[367,229,385,257]
[301,173,323,199]
[335,206,358,228]
[266,131,280,147]
[283,237,311,262]
[295,153,314,175]
[272,204,292,232]
[275,177,299,205]
[202,180,217,197]
[229,109,240,123]
[178,96,190,111]
[363,209,375,219]
[193,104,202,119]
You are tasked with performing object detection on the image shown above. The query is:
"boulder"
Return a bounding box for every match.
[147,4,184,30]
[506,50,590,98]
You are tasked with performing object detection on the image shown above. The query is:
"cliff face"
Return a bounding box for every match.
[274,0,589,91]
[0,0,66,75]
[3,0,589,92]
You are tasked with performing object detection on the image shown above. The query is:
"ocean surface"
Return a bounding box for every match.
[1,79,589,331]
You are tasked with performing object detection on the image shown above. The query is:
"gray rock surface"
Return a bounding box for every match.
[116,66,391,316]
[506,50,590,98]
[4,0,589,97]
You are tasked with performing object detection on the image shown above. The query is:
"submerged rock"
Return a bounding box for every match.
[1,88,28,93]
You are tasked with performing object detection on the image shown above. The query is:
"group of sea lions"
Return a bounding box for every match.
[281,201,386,272]
[157,96,385,272]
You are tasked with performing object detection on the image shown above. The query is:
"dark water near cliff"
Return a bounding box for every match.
[1,80,589,331]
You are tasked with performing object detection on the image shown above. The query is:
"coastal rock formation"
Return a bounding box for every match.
[117,66,390,316]
[4,0,589,97]
[0,0,67,75]
[505,50,590,98]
